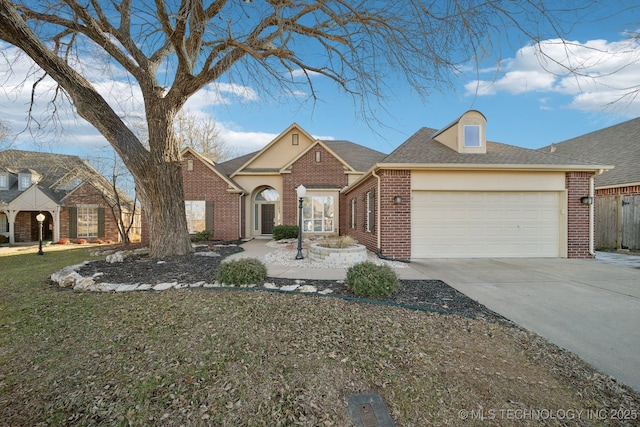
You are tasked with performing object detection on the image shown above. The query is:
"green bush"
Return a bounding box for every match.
[190,230,212,242]
[345,261,399,298]
[216,258,268,286]
[272,225,299,241]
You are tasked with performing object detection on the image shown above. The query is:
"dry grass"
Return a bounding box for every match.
[316,236,356,249]
[0,249,638,426]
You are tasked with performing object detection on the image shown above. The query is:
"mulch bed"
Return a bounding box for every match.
[76,241,511,325]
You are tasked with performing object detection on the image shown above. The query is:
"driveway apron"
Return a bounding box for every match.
[408,258,640,392]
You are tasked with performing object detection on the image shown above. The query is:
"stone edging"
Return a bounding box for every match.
[49,260,335,295]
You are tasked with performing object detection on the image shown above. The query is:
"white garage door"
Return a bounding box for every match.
[412,191,561,258]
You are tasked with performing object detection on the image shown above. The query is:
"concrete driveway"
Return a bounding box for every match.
[409,256,640,392]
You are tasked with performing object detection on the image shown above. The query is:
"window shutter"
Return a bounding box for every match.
[362,194,367,232]
[68,207,77,238]
[352,198,357,229]
[206,201,215,233]
[98,208,105,238]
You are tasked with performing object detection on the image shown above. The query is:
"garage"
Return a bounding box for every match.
[411,191,562,258]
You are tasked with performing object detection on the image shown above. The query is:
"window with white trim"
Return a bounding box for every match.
[350,198,357,229]
[77,205,99,238]
[18,173,31,190]
[185,200,206,233]
[0,213,8,233]
[0,173,8,190]
[366,190,375,233]
[302,196,334,232]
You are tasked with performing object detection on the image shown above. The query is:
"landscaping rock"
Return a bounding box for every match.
[153,282,177,291]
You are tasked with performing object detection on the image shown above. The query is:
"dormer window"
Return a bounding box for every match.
[0,173,7,190]
[464,125,481,147]
[18,173,32,190]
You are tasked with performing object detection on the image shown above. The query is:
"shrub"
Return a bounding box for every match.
[216,258,268,286]
[273,225,299,241]
[191,230,212,242]
[317,236,356,248]
[345,261,399,298]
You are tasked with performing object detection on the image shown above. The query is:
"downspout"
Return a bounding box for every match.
[589,170,603,256]
[372,169,381,253]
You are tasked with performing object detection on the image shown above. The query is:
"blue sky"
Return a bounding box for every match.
[1,3,639,160]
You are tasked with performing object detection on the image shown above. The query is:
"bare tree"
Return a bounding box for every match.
[89,152,139,245]
[0,0,607,256]
[0,119,10,150]
[176,111,232,163]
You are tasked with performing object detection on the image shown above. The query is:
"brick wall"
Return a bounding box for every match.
[342,175,378,253]
[13,211,32,242]
[378,170,411,261]
[596,184,640,197]
[64,182,122,242]
[11,183,123,243]
[566,171,595,258]
[181,152,243,241]
[342,170,412,261]
[282,144,349,227]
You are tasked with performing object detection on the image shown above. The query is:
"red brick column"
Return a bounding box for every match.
[378,170,411,261]
[566,171,594,258]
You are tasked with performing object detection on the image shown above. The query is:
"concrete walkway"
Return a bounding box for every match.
[230,239,640,392]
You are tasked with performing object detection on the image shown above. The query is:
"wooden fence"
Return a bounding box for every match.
[595,195,640,250]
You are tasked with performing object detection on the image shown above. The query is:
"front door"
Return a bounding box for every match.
[261,204,275,234]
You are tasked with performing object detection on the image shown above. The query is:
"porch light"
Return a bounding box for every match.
[36,212,45,256]
[580,196,594,205]
[394,195,403,204]
[295,184,306,260]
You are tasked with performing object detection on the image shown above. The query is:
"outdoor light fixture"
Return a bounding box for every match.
[394,195,403,204]
[580,196,594,205]
[295,184,306,260]
[36,212,45,256]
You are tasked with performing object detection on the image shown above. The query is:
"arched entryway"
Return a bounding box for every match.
[253,187,280,236]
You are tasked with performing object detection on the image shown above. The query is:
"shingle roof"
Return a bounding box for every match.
[538,117,640,187]
[216,151,258,176]
[322,140,387,171]
[0,149,131,206]
[382,127,607,168]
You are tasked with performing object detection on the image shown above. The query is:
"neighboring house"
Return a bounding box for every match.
[539,116,640,250]
[0,149,137,245]
[179,111,610,259]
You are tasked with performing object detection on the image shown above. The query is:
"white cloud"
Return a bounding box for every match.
[218,125,277,155]
[289,68,322,79]
[465,33,640,116]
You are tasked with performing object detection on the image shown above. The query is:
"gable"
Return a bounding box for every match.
[232,124,316,175]
[7,185,60,211]
[181,148,243,194]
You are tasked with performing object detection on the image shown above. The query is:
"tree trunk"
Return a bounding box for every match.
[137,105,193,257]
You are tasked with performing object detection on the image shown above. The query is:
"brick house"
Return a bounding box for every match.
[180,111,610,259]
[539,117,639,250]
[0,150,137,245]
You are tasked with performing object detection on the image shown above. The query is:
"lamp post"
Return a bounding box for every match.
[36,212,45,256]
[295,184,306,260]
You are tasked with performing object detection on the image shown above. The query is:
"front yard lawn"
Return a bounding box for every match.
[0,248,637,426]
